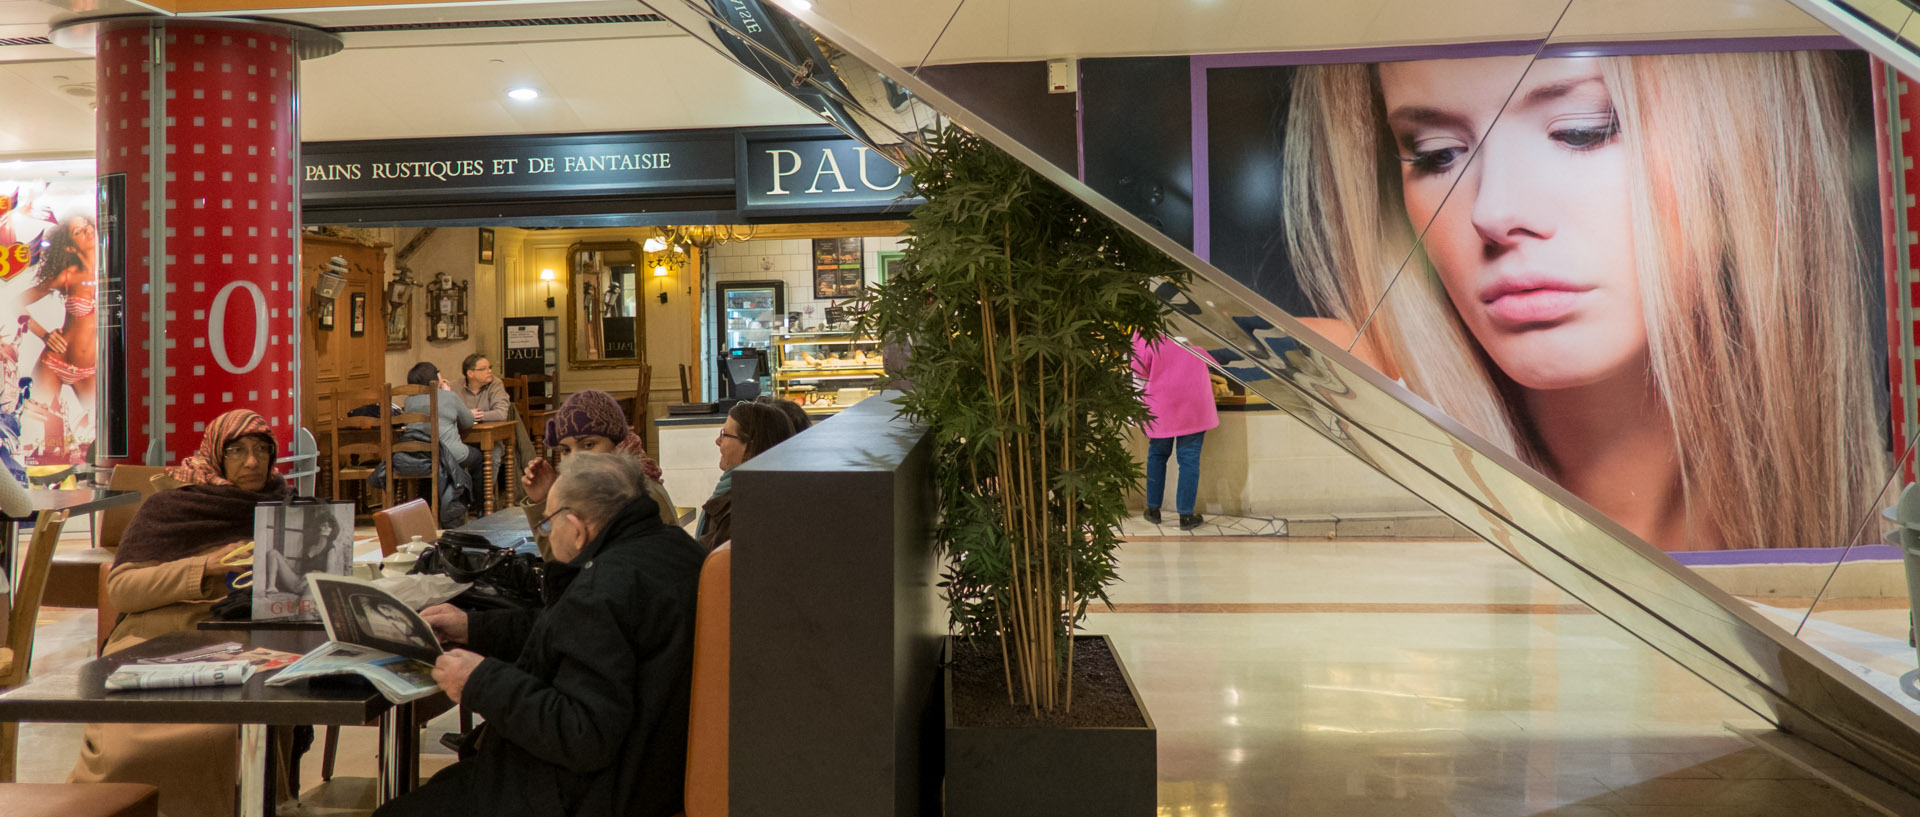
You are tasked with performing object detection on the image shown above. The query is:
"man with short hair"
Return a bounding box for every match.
[379,453,706,817]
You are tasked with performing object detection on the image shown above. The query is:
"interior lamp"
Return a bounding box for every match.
[540,267,556,308]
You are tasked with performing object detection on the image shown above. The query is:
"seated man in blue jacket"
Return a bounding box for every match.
[378,453,706,817]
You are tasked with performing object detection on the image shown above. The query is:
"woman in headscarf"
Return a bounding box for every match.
[519,389,676,557]
[69,409,295,817]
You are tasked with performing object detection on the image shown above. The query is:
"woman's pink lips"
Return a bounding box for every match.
[1479,281,1594,327]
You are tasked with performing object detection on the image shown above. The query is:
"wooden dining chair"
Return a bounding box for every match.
[631,363,653,443]
[388,384,443,525]
[331,385,393,513]
[38,465,168,654]
[678,363,691,404]
[522,372,559,454]
[0,510,71,781]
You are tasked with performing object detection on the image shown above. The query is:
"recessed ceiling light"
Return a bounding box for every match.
[507,88,539,101]
[787,0,813,9]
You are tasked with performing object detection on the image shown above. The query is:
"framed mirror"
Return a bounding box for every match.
[567,241,645,368]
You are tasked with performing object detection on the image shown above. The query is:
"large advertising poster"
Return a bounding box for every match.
[0,162,98,475]
[1173,49,1888,554]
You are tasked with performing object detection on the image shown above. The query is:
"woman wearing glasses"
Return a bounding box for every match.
[696,400,795,552]
[69,409,301,817]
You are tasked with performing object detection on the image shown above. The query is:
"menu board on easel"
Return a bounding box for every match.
[502,316,556,399]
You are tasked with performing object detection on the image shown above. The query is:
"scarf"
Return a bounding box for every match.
[166,408,278,487]
[113,480,294,566]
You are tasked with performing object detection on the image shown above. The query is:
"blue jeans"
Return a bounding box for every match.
[1145,431,1204,515]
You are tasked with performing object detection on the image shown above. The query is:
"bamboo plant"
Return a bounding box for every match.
[860,128,1182,714]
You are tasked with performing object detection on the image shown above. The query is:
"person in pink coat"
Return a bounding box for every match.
[1133,334,1220,529]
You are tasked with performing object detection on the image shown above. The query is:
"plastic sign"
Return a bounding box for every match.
[0,243,31,280]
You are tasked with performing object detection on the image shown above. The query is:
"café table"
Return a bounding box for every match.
[461,420,519,516]
[0,628,443,816]
[2,488,140,582]
[456,502,696,551]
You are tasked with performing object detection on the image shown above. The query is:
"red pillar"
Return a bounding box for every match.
[80,17,339,464]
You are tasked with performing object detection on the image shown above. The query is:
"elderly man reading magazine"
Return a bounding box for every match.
[376,453,705,817]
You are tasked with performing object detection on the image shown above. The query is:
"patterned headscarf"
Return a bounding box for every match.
[544,389,664,483]
[167,408,280,487]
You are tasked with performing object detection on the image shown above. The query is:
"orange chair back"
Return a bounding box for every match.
[373,498,438,557]
[683,543,730,817]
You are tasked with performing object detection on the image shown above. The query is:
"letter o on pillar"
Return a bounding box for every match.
[210,280,268,374]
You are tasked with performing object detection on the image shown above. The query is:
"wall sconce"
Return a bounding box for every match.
[540,267,556,308]
[644,232,686,305]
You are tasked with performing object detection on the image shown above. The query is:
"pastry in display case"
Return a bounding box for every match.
[771,331,884,412]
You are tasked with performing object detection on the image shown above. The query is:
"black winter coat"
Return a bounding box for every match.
[459,493,706,817]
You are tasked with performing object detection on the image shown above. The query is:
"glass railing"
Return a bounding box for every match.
[644,0,1920,795]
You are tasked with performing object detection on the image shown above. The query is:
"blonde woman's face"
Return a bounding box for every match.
[1379,55,1647,391]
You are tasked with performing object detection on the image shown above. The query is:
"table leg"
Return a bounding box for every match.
[480,442,496,516]
[503,434,517,506]
[239,723,270,817]
[1,518,16,591]
[377,701,419,804]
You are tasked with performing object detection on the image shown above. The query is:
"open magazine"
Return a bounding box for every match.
[265,574,445,703]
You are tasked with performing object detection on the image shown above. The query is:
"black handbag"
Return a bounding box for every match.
[409,531,545,609]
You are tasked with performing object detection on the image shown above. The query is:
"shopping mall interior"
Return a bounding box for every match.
[0,0,1917,816]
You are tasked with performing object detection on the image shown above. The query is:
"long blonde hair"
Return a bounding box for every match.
[1284,51,1887,550]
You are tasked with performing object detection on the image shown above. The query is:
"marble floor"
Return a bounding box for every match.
[8,521,1890,816]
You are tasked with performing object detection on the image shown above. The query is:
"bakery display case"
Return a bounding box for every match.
[771,331,885,412]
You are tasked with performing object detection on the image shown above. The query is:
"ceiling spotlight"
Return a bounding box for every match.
[507,87,540,101]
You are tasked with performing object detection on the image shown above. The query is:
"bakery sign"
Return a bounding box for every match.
[301,130,737,206]
[737,130,920,217]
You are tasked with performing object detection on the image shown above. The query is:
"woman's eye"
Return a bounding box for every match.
[1552,116,1619,150]
[1401,144,1465,175]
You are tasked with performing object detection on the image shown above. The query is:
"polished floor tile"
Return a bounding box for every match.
[1083,535,1881,816]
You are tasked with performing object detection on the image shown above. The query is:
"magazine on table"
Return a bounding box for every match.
[104,642,303,692]
[265,574,445,703]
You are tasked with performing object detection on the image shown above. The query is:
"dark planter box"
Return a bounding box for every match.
[943,634,1156,816]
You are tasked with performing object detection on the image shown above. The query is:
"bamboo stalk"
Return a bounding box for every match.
[1063,360,1076,713]
[1037,339,1053,711]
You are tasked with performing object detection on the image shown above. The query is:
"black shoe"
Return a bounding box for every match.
[1144,507,1162,524]
[1179,513,1204,530]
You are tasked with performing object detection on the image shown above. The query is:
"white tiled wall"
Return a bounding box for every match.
[700,235,906,399]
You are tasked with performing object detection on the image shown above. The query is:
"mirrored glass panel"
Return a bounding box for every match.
[567,241,645,367]
[644,0,1920,792]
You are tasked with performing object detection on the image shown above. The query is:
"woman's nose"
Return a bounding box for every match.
[1466,134,1554,252]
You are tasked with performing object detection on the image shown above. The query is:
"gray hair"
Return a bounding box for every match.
[552,452,648,527]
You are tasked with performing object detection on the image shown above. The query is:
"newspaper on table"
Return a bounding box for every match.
[265,574,445,703]
[104,641,302,692]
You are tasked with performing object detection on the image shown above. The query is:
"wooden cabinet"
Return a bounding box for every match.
[301,234,387,438]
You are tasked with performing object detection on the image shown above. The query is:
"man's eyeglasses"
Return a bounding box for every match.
[221,442,274,461]
[534,505,574,536]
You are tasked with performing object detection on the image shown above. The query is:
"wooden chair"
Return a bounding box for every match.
[681,543,731,817]
[631,363,653,443]
[522,372,559,454]
[0,510,70,781]
[330,385,394,513]
[499,375,527,413]
[42,464,167,615]
[678,363,692,404]
[389,384,443,525]
[373,498,438,557]
[28,465,168,652]
[0,783,158,817]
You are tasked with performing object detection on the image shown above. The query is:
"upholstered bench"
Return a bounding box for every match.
[0,783,159,817]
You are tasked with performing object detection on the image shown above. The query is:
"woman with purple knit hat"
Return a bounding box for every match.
[1134,334,1219,530]
[518,389,677,557]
